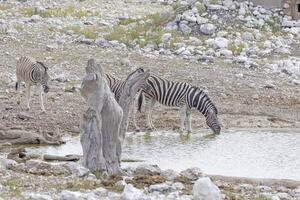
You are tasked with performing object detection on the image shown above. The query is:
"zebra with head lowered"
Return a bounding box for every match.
[136,74,221,134]
[16,56,50,112]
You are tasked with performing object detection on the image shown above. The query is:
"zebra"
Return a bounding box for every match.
[104,68,145,130]
[136,75,221,134]
[15,56,50,112]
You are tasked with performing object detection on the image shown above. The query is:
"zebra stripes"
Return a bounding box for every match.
[105,68,144,102]
[137,75,220,134]
[16,56,50,112]
[105,73,126,102]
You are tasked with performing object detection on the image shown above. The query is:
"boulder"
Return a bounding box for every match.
[193,177,221,200]
[121,184,143,200]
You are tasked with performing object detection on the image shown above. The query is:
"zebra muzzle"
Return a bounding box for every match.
[43,85,49,93]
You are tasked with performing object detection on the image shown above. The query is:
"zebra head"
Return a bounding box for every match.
[36,61,50,93]
[206,109,221,135]
[189,87,221,134]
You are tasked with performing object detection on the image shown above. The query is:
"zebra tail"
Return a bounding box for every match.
[15,82,19,91]
[137,92,143,112]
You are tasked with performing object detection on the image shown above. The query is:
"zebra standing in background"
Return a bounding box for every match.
[105,68,145,130]
[136,75,221,134]
[16,56,50,112]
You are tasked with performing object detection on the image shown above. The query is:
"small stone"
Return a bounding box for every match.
[264,81,276,89]
[161,33,172,43]
[23,192,52,200]
[276,192,291,200]
[179,23,192,34]
[121,184,143,200]
[161,169,179,181]
[135,164,161,175]
[17,112,34,120]
[242,32,254,41]
[59,190,83,200]
[200,23,216,35]
[115,180,127,190]
[63,162,89,177]
[172,182,185,190]
[193,177,221,200]
[180,167,204,181]
[46,44,58,52]
[149,183,171,193]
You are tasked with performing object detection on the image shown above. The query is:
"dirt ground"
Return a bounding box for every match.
[0,36,299,137]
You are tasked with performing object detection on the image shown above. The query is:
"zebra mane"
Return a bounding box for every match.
[36,61,48,71]
[190,86,218,115]
[124,68,144,82]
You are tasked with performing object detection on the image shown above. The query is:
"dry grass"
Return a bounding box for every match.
[104,12,179,48]
[21,6,99,18]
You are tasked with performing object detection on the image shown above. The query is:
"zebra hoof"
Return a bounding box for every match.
[134,128,140,133]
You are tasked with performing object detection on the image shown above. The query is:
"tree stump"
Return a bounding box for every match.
[80,59,149,175]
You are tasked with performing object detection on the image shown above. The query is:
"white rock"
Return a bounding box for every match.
[180,167,204,181]
[223,0,235,9]
[263,40,272,49]
[179,23,192,34]
[121,184,143,200]
[175,47,186,55]
[276,192,292,200]
[196,16,209,24]
[115,180,127,190]
[161,169,179,181]
[0,157,17,169]
[219,49,232,57]
[149,183,171,193]
[46,44,58,52]
[206,37,229,49]
[193,177,221,200]
[161,33,172,43]
[200,23,216,35]
[172,182,185,190]
[240,184,254,190]
[23,192,52,200]
[93,188,108,197]
[63,163,89,177]
[290,188,300,198]
[59,190,82,200]
[242,32,254,41]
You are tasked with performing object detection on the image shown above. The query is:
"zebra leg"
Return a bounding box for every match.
[186,107,192,133]
[16,81,21,105]
[131,99,140,132]
[145,99,156,130]
[25,83,31,110]
[179,105,187,133]
[40,85,46,112]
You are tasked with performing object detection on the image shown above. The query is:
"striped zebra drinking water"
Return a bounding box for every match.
[137,75,221,134]
[15,56,50,112]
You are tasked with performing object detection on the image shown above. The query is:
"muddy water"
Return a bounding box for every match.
[26,129,300,180]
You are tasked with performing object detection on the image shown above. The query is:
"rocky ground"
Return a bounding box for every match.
[0,0,300,199]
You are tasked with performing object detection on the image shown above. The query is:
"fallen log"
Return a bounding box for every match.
[43,154,80,162]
